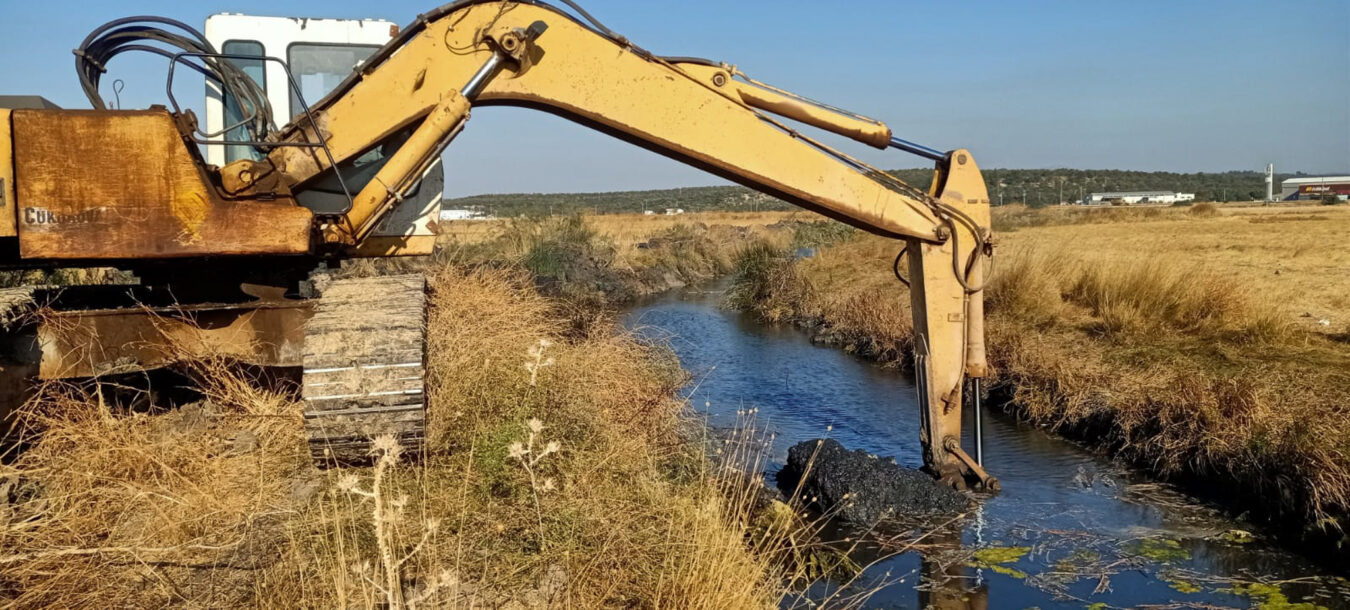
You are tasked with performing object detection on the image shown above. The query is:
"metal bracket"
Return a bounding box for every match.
[164,51,355,215]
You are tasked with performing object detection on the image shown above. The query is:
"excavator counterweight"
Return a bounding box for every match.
[0,1,995,488]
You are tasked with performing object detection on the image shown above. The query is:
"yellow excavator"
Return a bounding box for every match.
[0,0,996,490]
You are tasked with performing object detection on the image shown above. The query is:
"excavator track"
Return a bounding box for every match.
[302,274,427,464]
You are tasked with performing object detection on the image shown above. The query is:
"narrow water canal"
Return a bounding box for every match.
[624,283,1348,609]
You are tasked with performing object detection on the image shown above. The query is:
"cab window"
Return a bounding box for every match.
[221,40,265,163]
[287,43,380,119]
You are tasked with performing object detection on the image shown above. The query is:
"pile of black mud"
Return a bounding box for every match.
[777,438,969,524]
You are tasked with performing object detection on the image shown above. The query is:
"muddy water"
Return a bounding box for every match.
[624,283,1349,609]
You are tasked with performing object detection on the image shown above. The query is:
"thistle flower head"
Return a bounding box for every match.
[371,434,402,459]
[527,418,544,434]
[507,442,527,459]
[336,474,361,492]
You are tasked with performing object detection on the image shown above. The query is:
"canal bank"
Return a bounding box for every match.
[625,281,1350,608]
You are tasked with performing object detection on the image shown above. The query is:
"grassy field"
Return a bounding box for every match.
[993,204,1349,333]
[731,203,1350,559]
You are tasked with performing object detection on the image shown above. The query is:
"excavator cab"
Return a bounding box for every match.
[202,14,444,257]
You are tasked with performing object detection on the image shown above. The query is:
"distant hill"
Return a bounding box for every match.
[444,169,1310,216]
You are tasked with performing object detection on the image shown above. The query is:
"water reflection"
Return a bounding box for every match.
[919,533,988,610]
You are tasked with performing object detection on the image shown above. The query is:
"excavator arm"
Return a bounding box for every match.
[241,0,996,489]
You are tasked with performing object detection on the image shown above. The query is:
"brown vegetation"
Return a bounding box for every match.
[1188,201,1219,217]
[348,213,799,313]
[730,205,1350,556]
[0,265,853,608]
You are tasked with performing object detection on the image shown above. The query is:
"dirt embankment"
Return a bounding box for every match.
[727,205,1350,569]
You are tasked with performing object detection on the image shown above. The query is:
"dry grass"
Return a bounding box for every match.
[439,211,797,248]
[405,213,807,319]
[1188,201,1219,217]
[436,211,799,275]
[731,204,1350,546]
[1001,204,1350,334]
[0,267,866,608]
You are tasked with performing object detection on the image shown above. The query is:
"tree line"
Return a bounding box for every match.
[444,168,1308,216]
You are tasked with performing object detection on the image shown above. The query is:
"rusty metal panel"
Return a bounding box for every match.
[35,301,312,379]
[0,109,16,238]
[11,109,314,260]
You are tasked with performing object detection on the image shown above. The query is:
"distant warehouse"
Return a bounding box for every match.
[1084,191,1195,205]
[1280,176,1350,201]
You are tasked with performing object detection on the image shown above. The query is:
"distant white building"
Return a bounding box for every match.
[664,208,685,215]
[1084,191,1195,205]
[439,208,490,221]
[1280,176,1350,201]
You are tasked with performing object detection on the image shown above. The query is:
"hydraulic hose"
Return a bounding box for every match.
[74,16,274,146]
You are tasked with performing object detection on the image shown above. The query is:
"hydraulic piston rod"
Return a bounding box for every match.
[889,135,946,162]
[972,378,984,466]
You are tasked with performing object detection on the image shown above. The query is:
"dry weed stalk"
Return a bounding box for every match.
[336,434,445,610]
[508,418,561,549]
[524,338,555,386]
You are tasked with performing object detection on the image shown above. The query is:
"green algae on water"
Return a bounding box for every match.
[1222,582,1328,610]
[1160,571,1203,594]
[1217,529,1256,544]
[1126,537,1190,563]
[968,546,1032,579]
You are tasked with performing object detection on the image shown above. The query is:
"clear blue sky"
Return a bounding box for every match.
[2,0,1347,197]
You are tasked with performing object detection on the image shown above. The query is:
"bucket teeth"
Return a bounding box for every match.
[302,274,427,465]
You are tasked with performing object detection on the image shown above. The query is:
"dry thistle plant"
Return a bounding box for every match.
[508,418,561,548]
[336,434,453,610]
[524,338,555,386]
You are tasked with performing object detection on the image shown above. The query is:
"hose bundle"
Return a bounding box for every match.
[73,16,274,145]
